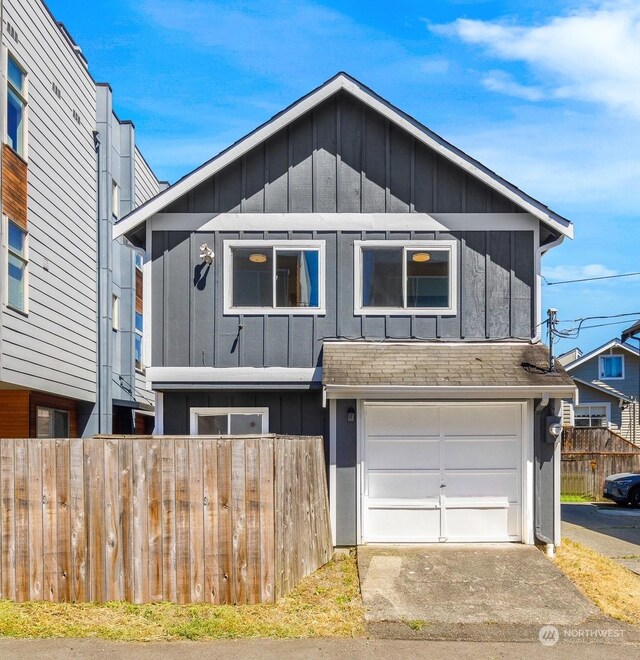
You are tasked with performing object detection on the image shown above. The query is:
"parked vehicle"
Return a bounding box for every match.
[603,473,640,506]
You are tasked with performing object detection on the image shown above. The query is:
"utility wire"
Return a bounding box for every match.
[556,311,640,325]
[543,271,640,286]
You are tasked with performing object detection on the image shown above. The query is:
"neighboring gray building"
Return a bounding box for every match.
[562,339,640,443]
[0,0,161,437]
[116,73,576,551]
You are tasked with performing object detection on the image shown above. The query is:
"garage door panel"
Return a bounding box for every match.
[443,438,518,470]
[366,405,439,437]
[445,471,519,501]
[367,437,439,470]
[445,506,520,541]
[368,471,440,499]
[366,507,441,543]
[441,405,519,437]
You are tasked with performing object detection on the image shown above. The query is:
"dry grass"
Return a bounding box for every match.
[0,553,364,641]
[555,538,640,625]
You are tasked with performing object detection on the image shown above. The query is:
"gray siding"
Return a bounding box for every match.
[0,0,98,401]
[570,350,640,401]
[152,229,535,368]
[164,93,521,216]
[162,390,325,438]
[335,399,357,546]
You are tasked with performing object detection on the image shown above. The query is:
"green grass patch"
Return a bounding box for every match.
[0,553,364,641]
[561,494,596,503]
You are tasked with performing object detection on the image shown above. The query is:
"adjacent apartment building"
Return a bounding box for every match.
[0,0,163,437]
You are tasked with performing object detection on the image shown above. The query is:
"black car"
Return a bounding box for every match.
[603,473,640,506]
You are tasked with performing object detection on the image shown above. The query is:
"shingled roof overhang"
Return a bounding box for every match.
[322,341,576,399]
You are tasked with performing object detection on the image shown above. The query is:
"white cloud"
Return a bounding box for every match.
[481,70,544,101]
[433,1,640,117]
[543,264,618,282]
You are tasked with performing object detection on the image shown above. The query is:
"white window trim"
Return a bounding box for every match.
[5,48,28,160]
[599,354,625,381]
[223,239,326,315]
[135,258,144,372]
[573,402,611,428]
[354,239,457,316]
[5,216,29,314]
[112,180,120,219]
[112,294,120,331]
[189,407,269,435]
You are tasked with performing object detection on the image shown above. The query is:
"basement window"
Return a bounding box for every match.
[189,407,269,435]
[354,240,457,315]
[224,240,325,315]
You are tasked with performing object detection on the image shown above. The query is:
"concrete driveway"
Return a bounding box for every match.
[562,503,640,574]
[357,544,634,642]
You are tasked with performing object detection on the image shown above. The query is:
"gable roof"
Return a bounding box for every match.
[114,72,573,243]
[564,338,640,372]
[573,377,632,403]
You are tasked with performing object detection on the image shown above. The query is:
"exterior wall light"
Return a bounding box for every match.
[200,243,214,264]
[347,407,355,423]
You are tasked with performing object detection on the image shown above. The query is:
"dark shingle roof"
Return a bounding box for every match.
[322,342,575,388]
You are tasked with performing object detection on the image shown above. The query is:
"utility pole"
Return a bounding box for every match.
[547,308,557,372]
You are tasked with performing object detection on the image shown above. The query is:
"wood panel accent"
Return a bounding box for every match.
[29,392,78,439]
[135,267,143,314]
[2,144,28,229]
[0,391,29,438]
[0,435,332,604]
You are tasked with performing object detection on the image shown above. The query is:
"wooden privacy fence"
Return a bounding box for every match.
[561,427,640,499]
[0,435,332,604]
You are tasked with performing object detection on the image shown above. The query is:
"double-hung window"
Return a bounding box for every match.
[190,407,269,435]
[354,240,457,315]
[7,54,26,157]
[224,240,325,314]
[8,220,27,311]
[599,355,624,380]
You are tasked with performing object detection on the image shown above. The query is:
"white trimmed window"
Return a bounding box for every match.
[599,355,624,380]
[7,219,27,312]
[354,240,457,315]
[190,407,269,435]
[112,294,120,331]
[574,403,610,428]
[7,54,27,158]
[112,180,120,218]
[224,240,325,314]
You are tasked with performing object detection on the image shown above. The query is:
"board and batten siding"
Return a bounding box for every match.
[151,228,534,368]
[164,92,521,216]
[1,0,97,401]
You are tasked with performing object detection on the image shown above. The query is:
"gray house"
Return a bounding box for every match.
[562,339,640,443]
[116,73,575,549]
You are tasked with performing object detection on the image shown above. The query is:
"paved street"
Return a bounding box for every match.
[562,503,640,573]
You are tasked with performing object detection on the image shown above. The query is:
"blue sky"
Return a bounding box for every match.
[47,0,640,354]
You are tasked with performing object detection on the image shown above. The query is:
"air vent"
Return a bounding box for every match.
[6,23,19,43]
[52,82,62,99]
[72,109,81,125]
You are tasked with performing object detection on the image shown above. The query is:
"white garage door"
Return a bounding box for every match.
[363,402,522,543]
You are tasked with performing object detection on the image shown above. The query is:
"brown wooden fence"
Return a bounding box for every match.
[0,435,332,604]
[561,427,640,499]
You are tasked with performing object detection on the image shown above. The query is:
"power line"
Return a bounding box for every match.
[557,311,640,325]
[543,271,640,286]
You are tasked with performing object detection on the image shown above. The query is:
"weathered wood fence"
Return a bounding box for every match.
[561,427,640,499]
[0,435,332,604]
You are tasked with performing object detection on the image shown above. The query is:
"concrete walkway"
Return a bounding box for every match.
[1,638,640,659]
[561,503,640,574]
[357,544,635,641]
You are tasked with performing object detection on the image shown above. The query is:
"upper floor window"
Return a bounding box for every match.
[354,240,457,315]
[135,253,144,370]
[599,354,624,380]
[7,55,26,157]
[224,240,325,315]
[112,180,120,218]
[7,219,27,312]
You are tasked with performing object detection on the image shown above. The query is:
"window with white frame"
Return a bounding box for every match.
[7,54,26,157]
[135,310,143,370]
[189,407,269,435]
[7,219,27,311]
[574,403,609,428]
[599,354,624,380]
[112,180,120,218]
[354,240,457,314]
[224,240,325,314]
[112,294,119,331]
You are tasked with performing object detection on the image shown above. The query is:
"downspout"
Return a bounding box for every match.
[533,235,565,343]
[93,130,101,433]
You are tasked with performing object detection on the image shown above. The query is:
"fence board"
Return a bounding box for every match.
[0,435,331,605]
